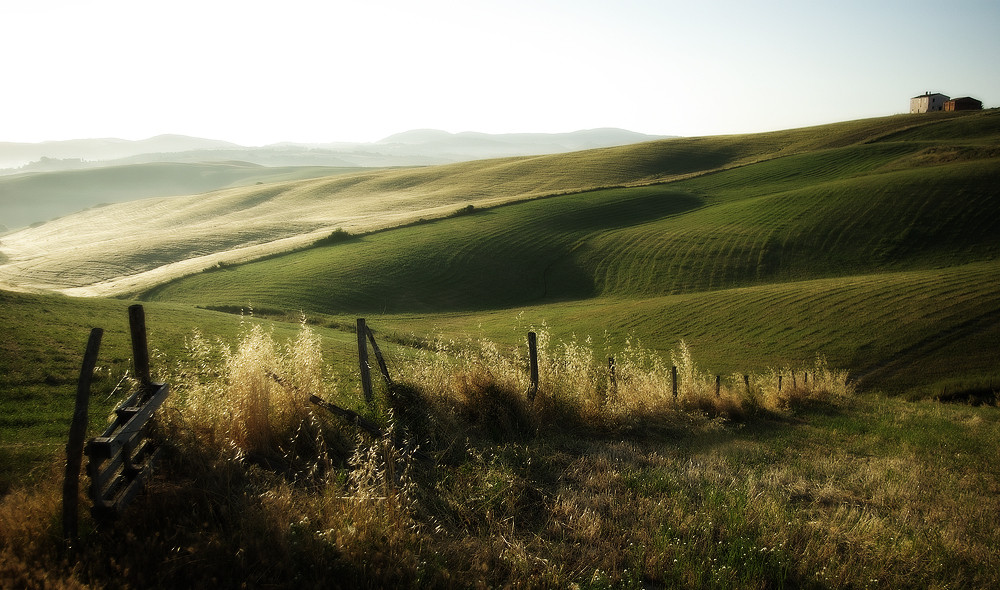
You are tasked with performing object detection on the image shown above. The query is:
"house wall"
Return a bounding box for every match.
[910,93,949,113]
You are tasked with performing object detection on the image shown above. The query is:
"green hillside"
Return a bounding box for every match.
[138,110,1000,395]
[6,111,994,295]
[138,154,1000,311]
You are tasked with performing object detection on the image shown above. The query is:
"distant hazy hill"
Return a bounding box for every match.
[0,129,670,173]
[0,135,241,169]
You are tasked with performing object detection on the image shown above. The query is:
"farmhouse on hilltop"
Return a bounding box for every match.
[910,92,983,113]
[910,92,949,113]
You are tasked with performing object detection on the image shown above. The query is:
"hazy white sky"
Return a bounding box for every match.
[2,0,998,145]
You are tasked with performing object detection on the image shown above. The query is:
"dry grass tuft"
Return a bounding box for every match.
[158,319,341,474]
[0,468,90,589]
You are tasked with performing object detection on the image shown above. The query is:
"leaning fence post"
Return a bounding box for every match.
[63,327,103,551]
[744,374,751,396]
[128,305,151,393]
[357,318,374,406]
[778,374,783,392]
[672,366,678,400]
[715,375,721,397]
[527,332,539,403]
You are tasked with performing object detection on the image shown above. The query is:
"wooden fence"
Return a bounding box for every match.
[63,305,169,548]
[63,313,810,547]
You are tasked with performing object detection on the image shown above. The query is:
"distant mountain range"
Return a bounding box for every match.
[0,129,671,173]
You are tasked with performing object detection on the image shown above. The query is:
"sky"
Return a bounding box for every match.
[1,0,998,146]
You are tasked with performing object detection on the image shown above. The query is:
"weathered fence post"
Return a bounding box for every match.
[744,374,751,396]
[527,332,539,403]
[63,327,103,551]
[792,372,797,389]
[715,375,721,397]
[357,318,374,406]
[128,305,151,393]
[672,366,678,400]
[778,374,783,392]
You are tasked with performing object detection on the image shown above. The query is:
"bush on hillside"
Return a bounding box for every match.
[313,228,354,246]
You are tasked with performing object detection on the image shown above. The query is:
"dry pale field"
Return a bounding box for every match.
[0,142,706,297]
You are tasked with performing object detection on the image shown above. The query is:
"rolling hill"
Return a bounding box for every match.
[2,112,989,296]
[1,110,998,395]
[0,128,664,231]
[133,109,1000,394]
[0,134,241,170]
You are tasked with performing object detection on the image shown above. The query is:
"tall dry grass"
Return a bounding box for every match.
[159,319,330,464]
[406,328,853,437]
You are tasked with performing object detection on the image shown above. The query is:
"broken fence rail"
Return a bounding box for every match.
[84,382,169,521]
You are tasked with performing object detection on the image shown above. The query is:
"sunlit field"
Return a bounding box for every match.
[2,110,999,588]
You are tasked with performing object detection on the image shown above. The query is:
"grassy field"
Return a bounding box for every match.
[2,111,999,588]
[0,290,376,493]
[1,293,998,588]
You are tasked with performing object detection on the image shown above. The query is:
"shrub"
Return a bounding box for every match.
[313,228,353,246]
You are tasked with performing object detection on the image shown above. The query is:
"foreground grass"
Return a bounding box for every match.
[0,290,365,493]
[2,323,998,589]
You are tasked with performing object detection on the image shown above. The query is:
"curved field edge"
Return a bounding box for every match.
[135,155,1000,314]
